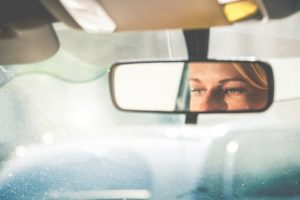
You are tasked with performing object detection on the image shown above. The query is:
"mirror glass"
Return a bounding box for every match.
[110,61,273,113]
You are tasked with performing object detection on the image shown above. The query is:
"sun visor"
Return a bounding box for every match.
[0,19,59,65]
[100,0,230,31]
[40,0,230,32]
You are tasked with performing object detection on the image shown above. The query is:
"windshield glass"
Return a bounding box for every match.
[0,11,300,199]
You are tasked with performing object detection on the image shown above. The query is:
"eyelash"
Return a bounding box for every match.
[224,88,246,95]
[190,88,246,96]
[190,89,205,96]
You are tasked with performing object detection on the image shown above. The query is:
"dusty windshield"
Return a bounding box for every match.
[0,12,300,199]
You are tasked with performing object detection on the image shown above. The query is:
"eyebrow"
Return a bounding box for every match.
[189,78,247,84]
[219,78,247,84]
[189,78,202,83]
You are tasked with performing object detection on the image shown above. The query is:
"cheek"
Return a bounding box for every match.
[225,96,250,111]
[248,90,269,109]
[189,96,199,111]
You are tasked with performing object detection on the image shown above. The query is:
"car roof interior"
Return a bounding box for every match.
[0,0,300,65]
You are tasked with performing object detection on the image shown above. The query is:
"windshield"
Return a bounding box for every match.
[0,11,300,199]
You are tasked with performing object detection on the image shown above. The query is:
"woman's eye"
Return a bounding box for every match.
[224,88,245,95]
[190,88,206,96]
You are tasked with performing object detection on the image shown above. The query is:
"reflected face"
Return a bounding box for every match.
[189,63,268,112]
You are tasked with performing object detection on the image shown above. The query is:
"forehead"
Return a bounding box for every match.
[189,62,241,78]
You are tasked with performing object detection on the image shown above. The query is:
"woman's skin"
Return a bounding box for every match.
[189,62,268,112]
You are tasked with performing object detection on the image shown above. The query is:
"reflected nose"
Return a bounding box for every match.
[198,91,227,112]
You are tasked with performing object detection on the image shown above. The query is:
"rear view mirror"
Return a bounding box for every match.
[110,60,273,113]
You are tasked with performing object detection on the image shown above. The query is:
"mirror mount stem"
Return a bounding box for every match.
[185,113,198,124]
[183,29,209,60]
[183,28,210,124]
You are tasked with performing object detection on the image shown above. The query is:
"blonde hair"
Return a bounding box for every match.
[233,63,268,90]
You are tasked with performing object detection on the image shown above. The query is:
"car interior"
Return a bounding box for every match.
[0,0,300,200]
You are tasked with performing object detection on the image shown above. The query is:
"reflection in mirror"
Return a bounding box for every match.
[110,61,272,113]
[188,62,269,112]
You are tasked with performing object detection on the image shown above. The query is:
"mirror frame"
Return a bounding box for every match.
[109,59,274,114]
